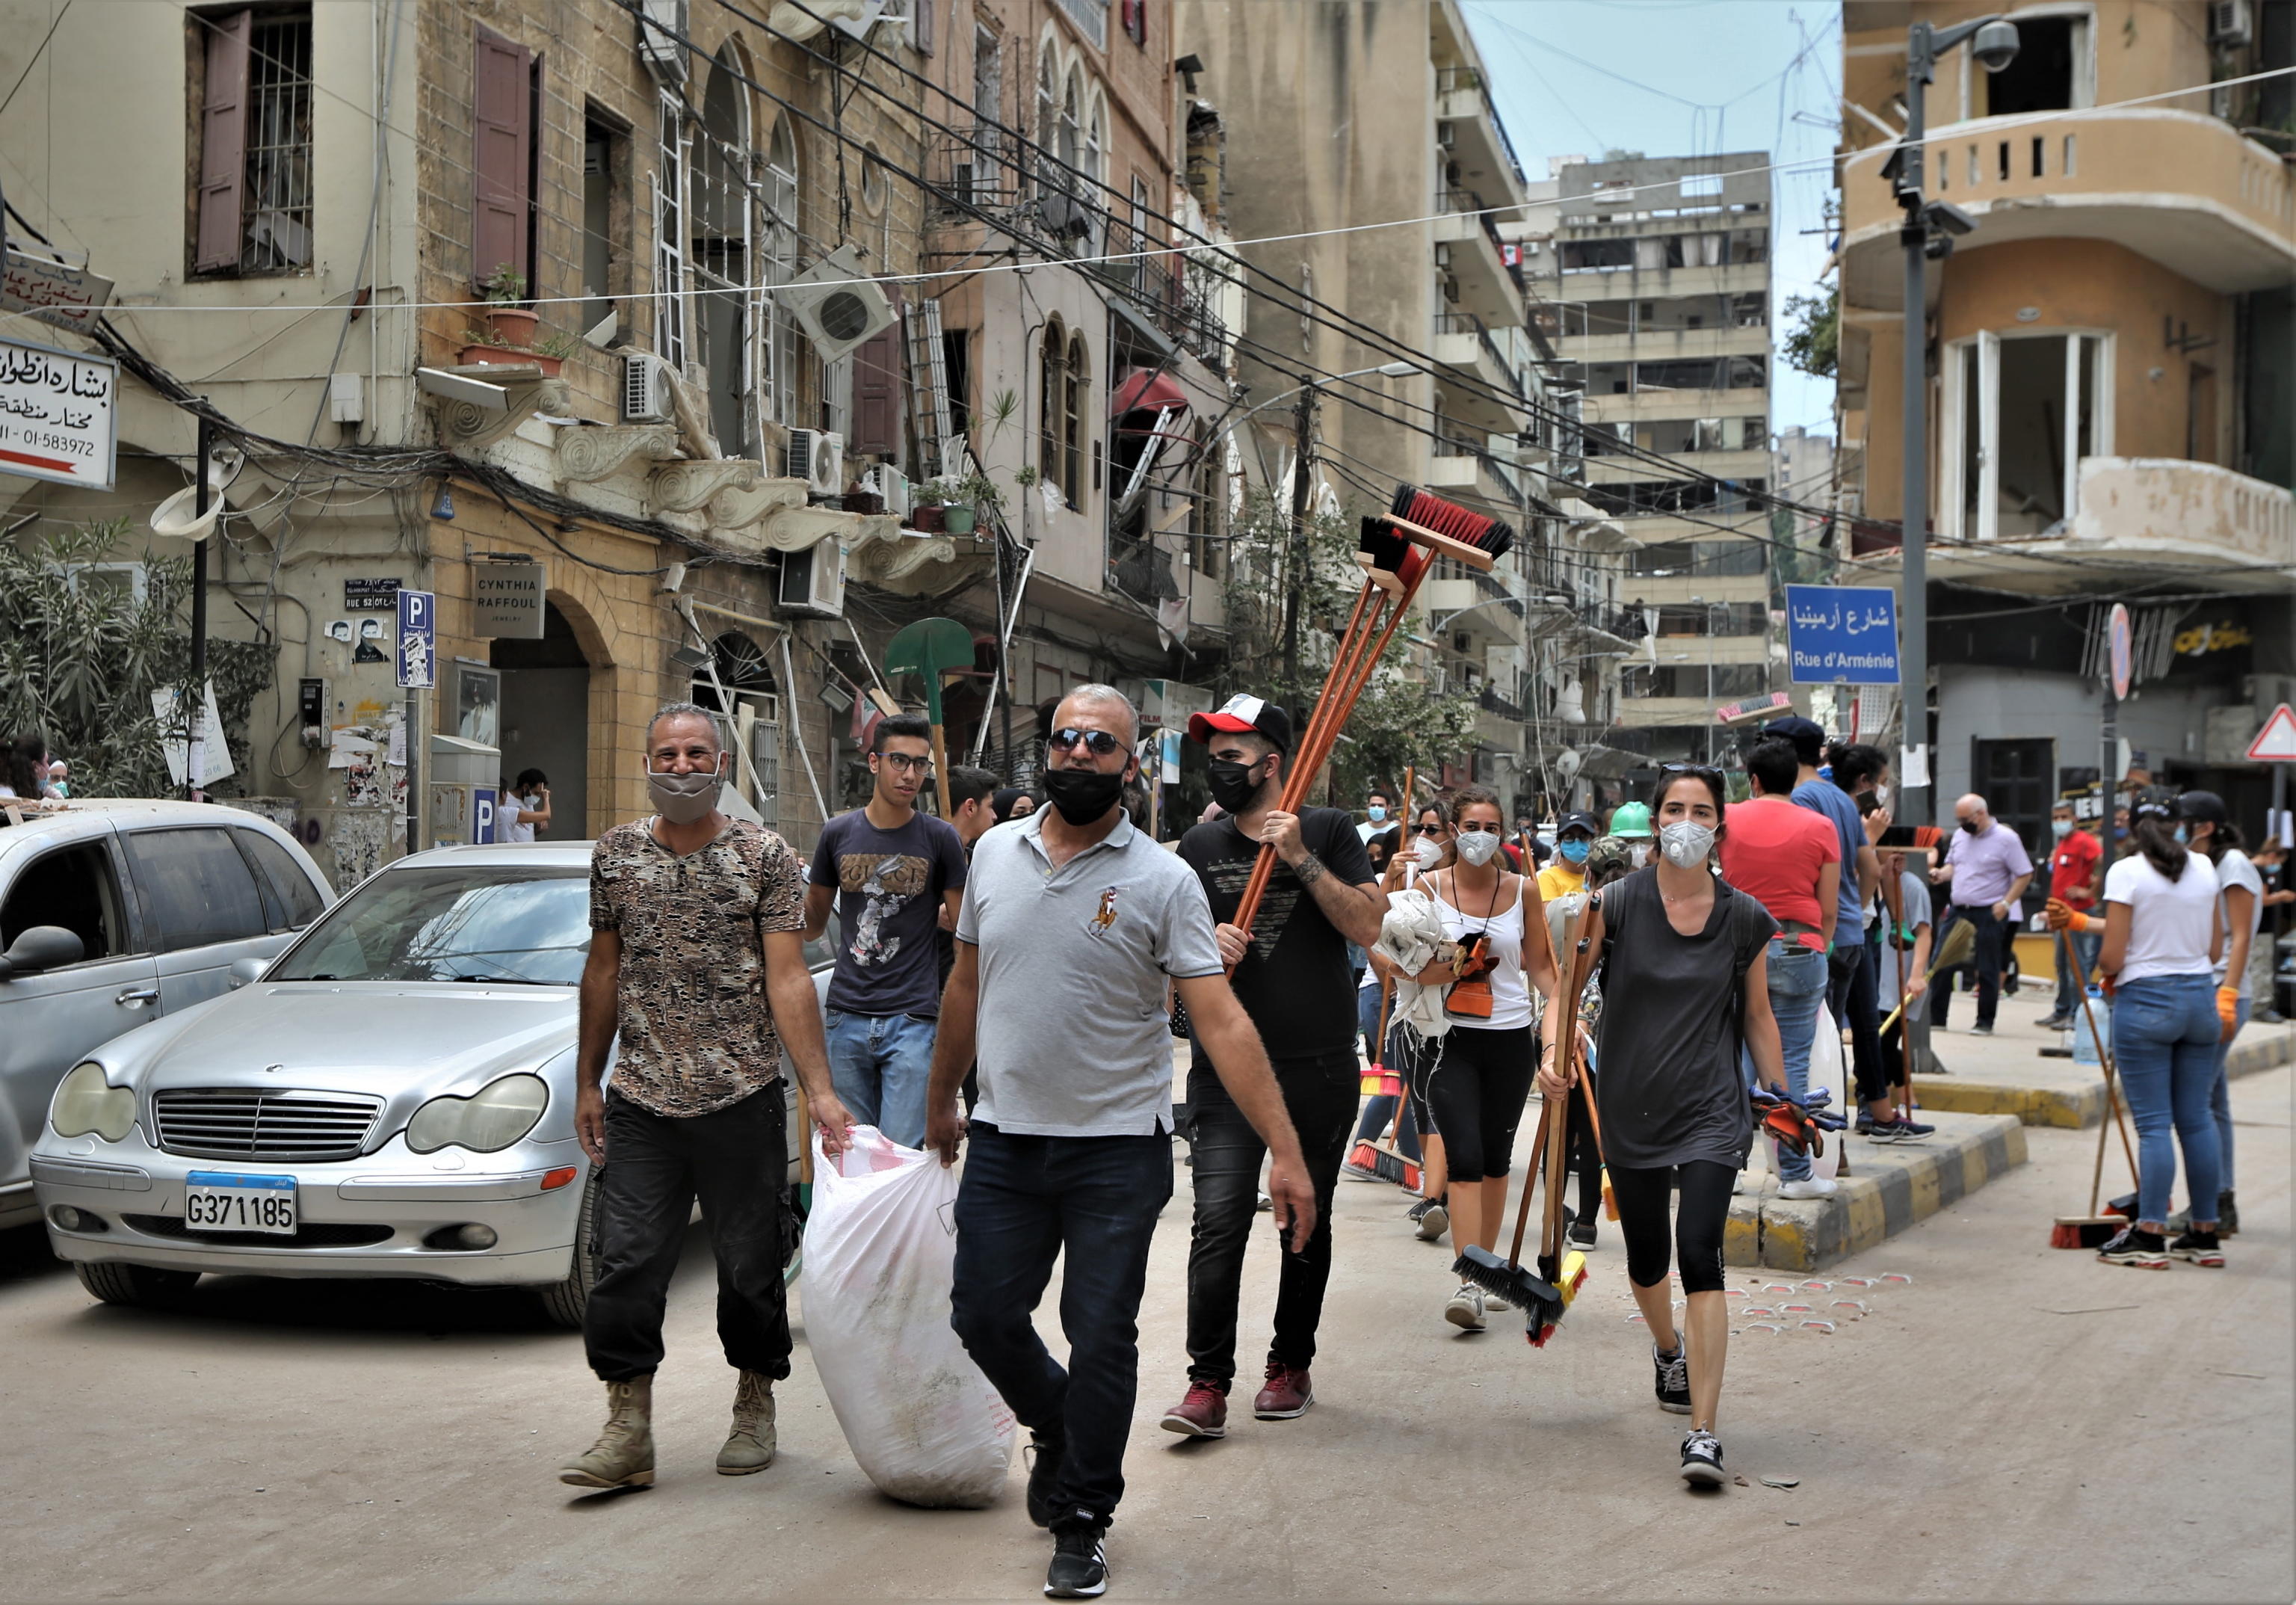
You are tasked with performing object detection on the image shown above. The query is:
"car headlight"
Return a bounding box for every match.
[51,1062,136,1142]
[406,1073,549,1154]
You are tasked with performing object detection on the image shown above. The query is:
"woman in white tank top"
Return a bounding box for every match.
[1389,786,1556,1332]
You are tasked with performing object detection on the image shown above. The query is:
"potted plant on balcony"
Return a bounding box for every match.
[456,327,573,377]
[909,481,948,534]
[478,265,539,348]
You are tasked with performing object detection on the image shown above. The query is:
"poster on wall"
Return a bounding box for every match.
[455,664,502,750]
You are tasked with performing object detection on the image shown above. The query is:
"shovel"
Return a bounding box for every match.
[883,617,973,819]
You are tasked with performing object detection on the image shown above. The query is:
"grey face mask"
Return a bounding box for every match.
[645,763,723,825]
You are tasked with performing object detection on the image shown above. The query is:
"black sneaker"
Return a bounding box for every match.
[1046,1521,1108,1598]
[2097,1225,2169,1269]
[1869,1116,1936,1143]
[1969,1022,1995,1037]
[2038,1014,2071,1031]
[1854,1109,1875,1136]
[2218,1192,2240,1237]
[1652,1341,1690,1414]
[1679,1429,1725,1486]
[1567,1219,1596,1253]
[1411,1198,1449,1242]
[1023,1434,1064,1528]
[2168,1229,2225,1267]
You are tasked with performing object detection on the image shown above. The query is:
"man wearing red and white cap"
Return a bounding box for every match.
[1161,693,1383,1439]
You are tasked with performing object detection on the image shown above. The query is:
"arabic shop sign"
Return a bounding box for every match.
[1785,584,1900,686]
[0,336,116,490]
[1,246,115,332]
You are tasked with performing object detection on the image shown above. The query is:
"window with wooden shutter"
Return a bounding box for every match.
[913,0,934,55]
[472,26,534,292]
[848,286,904,457]
[194,11,253,274]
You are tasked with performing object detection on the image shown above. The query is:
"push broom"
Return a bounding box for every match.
[1454,899,1595,1345]
[1875,914,1975,1037]
[2050,927,2144,1248]
[1223,487,1511,953]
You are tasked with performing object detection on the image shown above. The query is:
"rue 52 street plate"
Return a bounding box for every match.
[184,1171,297,1236]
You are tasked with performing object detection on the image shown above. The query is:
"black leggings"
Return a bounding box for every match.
[1606,1160,1736,1295]
[1419,1025,1534,1182]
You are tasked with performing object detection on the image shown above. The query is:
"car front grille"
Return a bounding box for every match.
[124,1214,393,1248]
[150,1088,384,1162]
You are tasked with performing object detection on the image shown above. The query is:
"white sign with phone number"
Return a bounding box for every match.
[0,336,117,490]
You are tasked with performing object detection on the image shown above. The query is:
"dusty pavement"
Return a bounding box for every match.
[2,1069,2289,1603]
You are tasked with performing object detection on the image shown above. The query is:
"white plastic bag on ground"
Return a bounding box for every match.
[800,1126,1016,1508]
[1806,1002,1844,1181]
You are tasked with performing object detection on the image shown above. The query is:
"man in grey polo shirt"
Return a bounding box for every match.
[927,684,1312,1601]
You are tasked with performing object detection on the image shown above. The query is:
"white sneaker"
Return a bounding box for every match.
[1777,1177,1839,1200]
[1444,1283,1487,1331]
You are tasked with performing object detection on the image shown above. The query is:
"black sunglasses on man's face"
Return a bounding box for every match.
[1048,727,1125,758]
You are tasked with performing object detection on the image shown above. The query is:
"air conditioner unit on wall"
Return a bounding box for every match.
[786,428,845,496]
[778,540,848,618]
[2209,0,2251,46]
[876,466,913,518]
[774,245,899,365]
[623,354,673,422]
[638,0,689,83]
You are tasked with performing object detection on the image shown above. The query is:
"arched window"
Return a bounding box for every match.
[1040,317,1066,488]
[695,46,754,455]
[1058,73,1081,187]
[763,114,802,427]
[1082,96,1105,250]
[1035,55,1058,198]
[1062,330,1088,508]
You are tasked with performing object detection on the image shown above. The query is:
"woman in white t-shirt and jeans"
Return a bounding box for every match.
[2076,793,2226,1269]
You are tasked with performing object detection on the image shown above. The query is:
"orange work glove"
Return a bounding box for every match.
[2218,985,2240,1034]
[2043,898,2091,934]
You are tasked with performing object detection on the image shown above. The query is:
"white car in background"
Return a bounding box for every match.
[32,841,819,1327]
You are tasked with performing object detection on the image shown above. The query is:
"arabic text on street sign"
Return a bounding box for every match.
[395,590,436,690]
[0,336,117,490]
[1784,584,1900,686]
[1,246,115,331]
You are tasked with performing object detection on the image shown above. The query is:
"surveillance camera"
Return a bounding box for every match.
[1972,19,2019,73]
[1925,232,1956,262]
[1922,199,1978,237]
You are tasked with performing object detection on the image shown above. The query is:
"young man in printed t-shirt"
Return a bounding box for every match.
[803,712,967,1147]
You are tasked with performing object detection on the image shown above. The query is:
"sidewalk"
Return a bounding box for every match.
[1724,1108,2028,1272]
[1912,988,2296,1129]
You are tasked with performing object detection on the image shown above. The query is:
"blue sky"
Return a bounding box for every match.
[1462,0,1844,438]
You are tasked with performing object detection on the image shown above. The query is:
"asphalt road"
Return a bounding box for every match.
[2,1068,2289,1602]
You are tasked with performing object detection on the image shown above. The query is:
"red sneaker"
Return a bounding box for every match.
[1158,1379,1229,1438]
[1252,1360,1313,1420]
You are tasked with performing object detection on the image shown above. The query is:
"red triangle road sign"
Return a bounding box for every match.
[2247,703,2296,763]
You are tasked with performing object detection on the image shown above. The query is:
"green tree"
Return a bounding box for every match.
[0,520,275,796]
[1218,488,1479,802]
[1783,288,1839,380]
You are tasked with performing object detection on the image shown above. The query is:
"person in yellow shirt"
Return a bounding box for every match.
[1537,811,1601,903]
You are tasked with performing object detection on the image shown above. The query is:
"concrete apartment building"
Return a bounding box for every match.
[1834,0,2295,838]
[1175,0,1604,807]
[1525,150,1780,763]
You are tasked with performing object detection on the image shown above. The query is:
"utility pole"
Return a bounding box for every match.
[185,412,212,801]
[1280,378,1315,701]
[1892,14,2017,831]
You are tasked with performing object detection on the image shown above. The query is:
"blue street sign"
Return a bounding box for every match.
[1785,584,1901,686]
[472,786,498,844]
[395,588,436,689]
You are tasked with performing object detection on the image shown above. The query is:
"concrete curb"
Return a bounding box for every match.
[1914,1023,2295,1130]
[1723,1111,2028,1272]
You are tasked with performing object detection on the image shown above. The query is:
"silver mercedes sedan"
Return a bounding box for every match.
[31,841,812,1327]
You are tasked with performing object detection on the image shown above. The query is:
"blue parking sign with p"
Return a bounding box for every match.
[395,588,436,689]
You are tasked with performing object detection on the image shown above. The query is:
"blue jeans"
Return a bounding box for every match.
[2054,928,2104,1018]
[948,1121,1172,1532]
[1747,939,1829,1181]
[2111,975,2224,1226]
[823,1008,936,1148]
[2210,994,2250,1192]
[1351,986,1421,1162]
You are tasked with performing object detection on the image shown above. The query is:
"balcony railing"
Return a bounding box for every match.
[1434,67,1528,190]
[1434,310,1525,398]
[1435,188,1526,294]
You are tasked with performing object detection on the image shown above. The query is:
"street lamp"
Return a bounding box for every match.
[1890,14,2018,831]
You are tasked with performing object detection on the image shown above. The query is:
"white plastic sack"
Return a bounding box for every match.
[1806,1002,1845,1181]
[800,1127,1016,1508]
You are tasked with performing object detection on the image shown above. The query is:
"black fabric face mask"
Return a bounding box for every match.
[1040,765,1126,825]
[1206,757,1267,814]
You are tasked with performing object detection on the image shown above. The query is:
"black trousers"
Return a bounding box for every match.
[1608,1159,1736,1296]
[1419,1024,1535,1182]
[1933,904,2008,1029]
[1184,1048,1358,1385]
[1829,937,1888,1104]
[582,1086,791,1384]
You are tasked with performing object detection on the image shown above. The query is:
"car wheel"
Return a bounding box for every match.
[537,1171,601,1331]
[75,1261,200,1308]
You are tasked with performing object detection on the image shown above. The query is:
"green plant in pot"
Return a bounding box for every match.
[478,264,539,346]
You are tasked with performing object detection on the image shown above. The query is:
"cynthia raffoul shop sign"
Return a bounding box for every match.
[475,561,546,639]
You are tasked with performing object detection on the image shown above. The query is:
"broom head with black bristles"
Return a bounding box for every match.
[1523,1250,1589,1347]
[1454,1243,1560,1316]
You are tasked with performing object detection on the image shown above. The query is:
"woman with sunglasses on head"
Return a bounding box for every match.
[2051,791,2226,1268]
[1389,786,1557,1329]
[1536,764,1786,1486]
